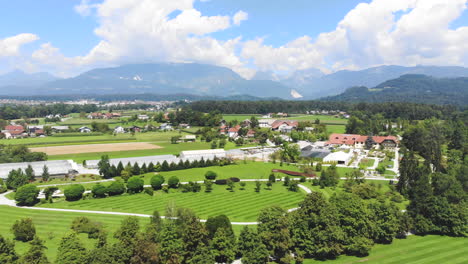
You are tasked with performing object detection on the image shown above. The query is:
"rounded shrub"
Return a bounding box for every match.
[150,175,165,190]
[204,171,217,180]
[11,218,36,242]
[168,176,180,188]
[106,181,126,196]
[92,184,107,198]
[15,184,39,206]
[64,184,85,201]
[127,176,144,194]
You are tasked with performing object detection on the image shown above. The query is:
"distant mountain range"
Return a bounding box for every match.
[322,74,468,106]
[0,64,467,102]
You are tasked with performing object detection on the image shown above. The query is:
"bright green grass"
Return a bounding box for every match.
[326,124,346,134]
[155,162,302,183]
[302,235,468,264]
[39,182,305,222]
[281,114,348,125]
[222,114,261,122]
[0,205,131,260]
[360,158,376,168]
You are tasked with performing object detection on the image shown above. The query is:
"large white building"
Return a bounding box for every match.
[323,151,353,165]
[179,149,226,160]
[0,160,78,179]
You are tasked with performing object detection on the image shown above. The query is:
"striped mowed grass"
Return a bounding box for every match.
[302,235,468,264]
[39,182,306,222]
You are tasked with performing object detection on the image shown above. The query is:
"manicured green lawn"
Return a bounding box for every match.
[155,162,302,183]
[222,114,261,122]
[283,114,348,125]
[302,235,468,264]
[0,205,131,260]
[39,181,305,222]
[326,124,346,134]
[360,158,376,168]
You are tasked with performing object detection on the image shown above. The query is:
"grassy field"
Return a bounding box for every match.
[155,162,302,183]
[39,181,305,222]
[327,124,346,134]
[0,205,250,261]
[0,205,131,260]
[360,158,376,168]
[302,235,468,264]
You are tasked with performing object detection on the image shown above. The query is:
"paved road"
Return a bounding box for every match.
[0,180,312,226]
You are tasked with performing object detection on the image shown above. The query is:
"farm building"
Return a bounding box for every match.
[183,135,196,142]
[327,133,399,148]
[0,160,78,179]
[300,145,331,159]
[179,149,226,160]
[323,151,353,165]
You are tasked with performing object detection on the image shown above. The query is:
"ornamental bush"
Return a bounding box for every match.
[64,184,85,201]
[92,184,107,198]
[15,184,39,206]
[127,176,144,194]
[205,171,218,180]
[106,181,126,196]
[150,175,165,190]
[11,218,36,242]
[168,176,180,188]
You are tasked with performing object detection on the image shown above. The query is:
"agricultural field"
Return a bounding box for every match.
[302,235,468,264]
[30,142,162,155]
[38,181,306,222]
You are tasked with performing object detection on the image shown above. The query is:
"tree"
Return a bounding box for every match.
[11,218,36,242]
[97,155,112,179]
[319,165,340,187]
[0,235,18,264]
[257,206,293,263]
[368,201,399,244]
[92,184,107,198]
[159,222,183,264]
[189,244,214,264]
[236,225,268,263]
[106,181,126,196]
[55,232,88,264]
[41,165,49,182]
[25,165,35,182]
[279,143,301,163]
[205,215,234,240]
[64,184,85,201]
[210,228,235,264]
[289,192,344,260]
[6,169,28,190]
[117,161,124,175]
[15,184,39,206]
[365,134,376,150]
[132,163,141,176]
[204,171,217,180]
[255,180,261,192]
[18,236,50,264]
[268,173,276,183]
[204,180,213,192]
[114,217,140,246]
[168,176,180,188]
[150,175,165,190]
[127,176,144,194]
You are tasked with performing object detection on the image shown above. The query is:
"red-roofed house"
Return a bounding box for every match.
[228,125,241,138]
[2,125,27,139]
[246,130,256,138]
[327,133,398,148]
[271,120,299,132]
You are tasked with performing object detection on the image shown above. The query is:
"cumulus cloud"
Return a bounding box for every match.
[242,0,468,73]
[0,33,39,57]
[5,0,468,78]
[233,10,248,26]
[28,0,247,77]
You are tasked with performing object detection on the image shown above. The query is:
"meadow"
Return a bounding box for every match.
[39,181,306,222]
[302,235,468,264]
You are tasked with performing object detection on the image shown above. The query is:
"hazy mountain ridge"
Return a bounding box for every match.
[322,74,468,106]
[1,64,468,101]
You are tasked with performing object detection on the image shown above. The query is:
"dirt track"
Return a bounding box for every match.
[30,142,162,155]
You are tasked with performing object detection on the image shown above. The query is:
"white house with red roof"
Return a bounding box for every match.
[271,120,299,132]
[2,125,27,139]
[327,133,398,148]
[228,125,241,138]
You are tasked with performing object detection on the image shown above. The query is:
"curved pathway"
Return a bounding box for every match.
[0,179,312,226]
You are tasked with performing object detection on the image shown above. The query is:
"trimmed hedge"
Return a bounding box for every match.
[64,184,85,201]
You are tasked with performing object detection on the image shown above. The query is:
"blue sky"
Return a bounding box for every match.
[1,0,468,77]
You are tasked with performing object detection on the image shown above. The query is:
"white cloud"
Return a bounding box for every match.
[242,0,468,73]
[233,10,248,26]
[5,0,468,79]
[0,33,39,57]
[27,0,248,77]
